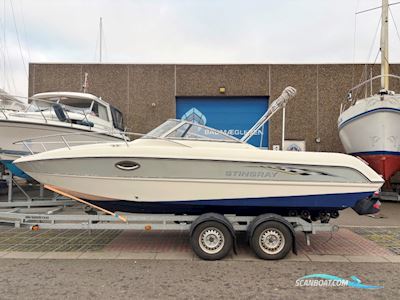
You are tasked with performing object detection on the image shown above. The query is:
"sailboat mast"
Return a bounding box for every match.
[380,0,389,90]
[3,0,6,89]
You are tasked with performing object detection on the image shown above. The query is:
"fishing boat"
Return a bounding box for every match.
[0,91,127,177]
[14,87,383,221]
[338,0,400,191]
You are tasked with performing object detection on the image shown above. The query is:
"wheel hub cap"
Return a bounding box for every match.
[199,228,225,254]
[259,229,285,255]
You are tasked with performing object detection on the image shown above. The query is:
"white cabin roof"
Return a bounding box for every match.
[31,92,109,107]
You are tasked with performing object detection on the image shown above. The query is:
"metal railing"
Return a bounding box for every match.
[0,93,97,129]
[13,130,139,155]
[340,74,400,114]
[0,99,28,119]
[12,122,224,155]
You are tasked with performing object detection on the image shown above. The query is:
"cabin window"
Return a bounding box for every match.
[110,106,125,131]
[92,102,109,121]
[58,98,92,109]
[30,100,52,111]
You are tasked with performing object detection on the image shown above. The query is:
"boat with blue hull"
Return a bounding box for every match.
[83,191,375,217]
[14,118,383,220]
[14,88,384,222]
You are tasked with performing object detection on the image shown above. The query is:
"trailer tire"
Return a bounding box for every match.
[191,221,233,260]
[250,221,292,260]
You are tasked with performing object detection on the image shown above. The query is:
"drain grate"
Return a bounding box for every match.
[0,227,123,252]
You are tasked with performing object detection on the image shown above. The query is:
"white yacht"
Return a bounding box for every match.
[0,91,127,177]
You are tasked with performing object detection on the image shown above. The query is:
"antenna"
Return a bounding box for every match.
[99,17,103,63]
[82,72,89,93]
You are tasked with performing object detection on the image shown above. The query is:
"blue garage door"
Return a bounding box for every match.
[176,97,269,147]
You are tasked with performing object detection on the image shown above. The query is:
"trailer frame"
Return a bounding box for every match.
[0,206,338,248]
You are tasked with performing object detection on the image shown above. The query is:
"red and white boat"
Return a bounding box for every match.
[338,0,400,191]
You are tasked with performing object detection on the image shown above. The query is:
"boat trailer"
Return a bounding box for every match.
[0,205,338,260]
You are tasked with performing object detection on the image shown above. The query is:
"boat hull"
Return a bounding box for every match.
[16,156,382,203]
[357,153,400,184]
[1,160,30,179]
[0,119,122,177]
[0,120,122,160]
[84,192,373,215]
[26,172,380,216]
[338,96,400,188]
[14,137,384,216]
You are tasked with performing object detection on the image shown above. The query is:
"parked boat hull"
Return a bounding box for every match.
[338,95,400,188]
[22,172,380,216]
[357,153,400,183]
[0,120,121,159]
[83,192,373,215]
[14,130,384,217]
[15,155,382,204]
[0,119,122,177]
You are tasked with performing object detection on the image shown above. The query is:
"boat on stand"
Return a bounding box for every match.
[338,0,400,196]
[14,87,384,222]
[0,91,128,178]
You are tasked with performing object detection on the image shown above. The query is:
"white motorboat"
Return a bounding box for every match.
[0,91,127,177]
[338,0,400,191]
[14,88,384,221]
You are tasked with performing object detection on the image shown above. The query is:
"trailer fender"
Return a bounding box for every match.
[247,213,297,255]
[190,213,237,254]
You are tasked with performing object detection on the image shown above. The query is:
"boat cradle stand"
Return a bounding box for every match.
[0,206,339,260]
[0,169,75,208]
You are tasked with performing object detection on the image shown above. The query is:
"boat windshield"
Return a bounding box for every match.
[143,119,241,143]
[29,98,92,114]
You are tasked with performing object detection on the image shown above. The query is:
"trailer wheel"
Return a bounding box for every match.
[191,221,233,260]
[250,221,292,260]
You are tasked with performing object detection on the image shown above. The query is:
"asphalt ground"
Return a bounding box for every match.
[0,259,398,299]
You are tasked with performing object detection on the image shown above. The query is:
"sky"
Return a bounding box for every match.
[1,0,400,97]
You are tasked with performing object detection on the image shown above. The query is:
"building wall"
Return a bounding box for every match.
[29,63,400,153]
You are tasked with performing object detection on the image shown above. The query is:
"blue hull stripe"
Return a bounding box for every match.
[339,107,400,130]
[166,192,373,208]
[87,191,374,214]
[351,151,400,156]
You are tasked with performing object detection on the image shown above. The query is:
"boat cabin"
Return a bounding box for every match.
[29,92,125,132]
